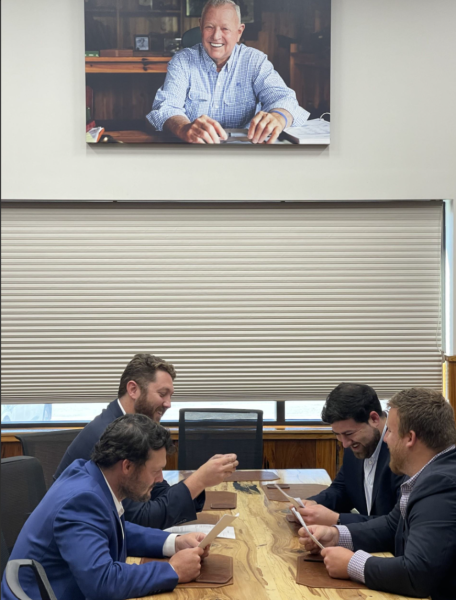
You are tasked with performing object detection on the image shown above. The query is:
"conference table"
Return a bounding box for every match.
[127,469,421,600]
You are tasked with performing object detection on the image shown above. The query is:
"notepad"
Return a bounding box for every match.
[281,119,330,145]
[164,524,236,539]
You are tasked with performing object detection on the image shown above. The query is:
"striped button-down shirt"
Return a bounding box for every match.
[336,444,456,583]
[147,43,310,131]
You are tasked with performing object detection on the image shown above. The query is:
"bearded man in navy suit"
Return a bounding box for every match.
[296,383,404,526]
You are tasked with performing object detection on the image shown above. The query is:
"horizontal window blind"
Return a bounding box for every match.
[1,201,443,403]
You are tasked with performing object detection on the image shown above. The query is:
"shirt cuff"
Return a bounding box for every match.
[347,550,371,584]
[335,525,354,550]
[162,533,178,557]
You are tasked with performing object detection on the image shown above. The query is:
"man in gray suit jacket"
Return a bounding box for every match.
[299,388,456,600]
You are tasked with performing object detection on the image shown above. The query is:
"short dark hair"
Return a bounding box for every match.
[321,382,384,424]
[118,353,176,398]
[388,388,456,452]
[91,414,175,468]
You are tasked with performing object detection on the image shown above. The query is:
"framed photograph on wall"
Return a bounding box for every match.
[134,35,150,51]
[84,0,331,146]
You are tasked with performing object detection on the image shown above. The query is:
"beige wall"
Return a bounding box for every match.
[1,0,455,350]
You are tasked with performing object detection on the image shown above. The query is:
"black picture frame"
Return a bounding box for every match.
[134,35,150,52]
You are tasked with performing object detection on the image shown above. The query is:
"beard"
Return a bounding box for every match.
[352,427,382,459]
[134,389,163,423]
[120,469,154,503]
[389,445,407,475]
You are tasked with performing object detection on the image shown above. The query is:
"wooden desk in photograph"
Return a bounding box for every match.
[127,469,419,600]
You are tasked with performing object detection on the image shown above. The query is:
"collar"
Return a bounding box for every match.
[368,421,387,464]
[401,444,456,492]
[200,42,240,73]
[117,398,126,415]
[99,466,125,519]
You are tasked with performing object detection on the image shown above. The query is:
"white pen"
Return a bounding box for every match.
[291,507,325,550]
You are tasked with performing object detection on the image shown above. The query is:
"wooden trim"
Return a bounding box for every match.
[446,355,456,419]
[85,56,171,74]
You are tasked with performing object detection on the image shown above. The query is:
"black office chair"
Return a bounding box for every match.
[1,530,9,578]
[5,559,57,600]
[182,26,202,48]
[1,457,47,557]
[15,430,81,489]
[178,408,263,470]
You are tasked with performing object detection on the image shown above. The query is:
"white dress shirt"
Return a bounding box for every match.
[363,423,387,515]
[99,420,178,557]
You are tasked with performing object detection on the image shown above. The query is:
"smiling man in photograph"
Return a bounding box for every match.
[147,0,309,144]
[54,353,238,529]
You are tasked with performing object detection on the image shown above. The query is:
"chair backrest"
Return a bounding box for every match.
[0,457,47,556]
[5,559,57,600]
[182,26,202,48]
[15,430,80,489]
[1,530,9,579]
[178,408,263,470]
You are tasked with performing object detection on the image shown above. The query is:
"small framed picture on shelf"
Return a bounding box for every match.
[134,35,150,52]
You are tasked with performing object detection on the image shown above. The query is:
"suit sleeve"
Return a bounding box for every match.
[123,479,205,529]
[54,492,178,600]
[307,464,354,513]
[351,483,456,598]
[347,501,400,554]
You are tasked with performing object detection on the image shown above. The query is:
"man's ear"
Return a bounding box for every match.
[368,411,381,427]
[126,380,140,400]
[120,459,135,475]
[405,430,417,449]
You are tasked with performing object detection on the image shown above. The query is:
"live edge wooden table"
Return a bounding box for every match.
[127,469,418,600]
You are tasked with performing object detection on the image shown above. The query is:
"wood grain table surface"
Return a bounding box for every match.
[127,469,419,600]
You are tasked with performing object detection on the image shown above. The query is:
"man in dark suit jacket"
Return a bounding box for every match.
[54,353,239,530]
[296,383,404,526]
[2,415,221,600]
[299,388,456,600]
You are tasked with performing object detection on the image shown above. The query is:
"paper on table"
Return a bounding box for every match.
[198,514,239,549]
[291,507,324,550]
[273,483,305,509]
[164,524,236,540]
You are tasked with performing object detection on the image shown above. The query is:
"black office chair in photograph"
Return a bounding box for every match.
[1,457,47,558]
[178,408,263,470]
[5,559,57,600]
[182,26,202,48]
[15,430,80,489]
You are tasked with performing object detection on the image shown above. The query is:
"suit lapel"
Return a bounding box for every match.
[356,453,368,514]
[371,441,388,509]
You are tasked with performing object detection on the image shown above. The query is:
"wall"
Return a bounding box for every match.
[1,0,455,349]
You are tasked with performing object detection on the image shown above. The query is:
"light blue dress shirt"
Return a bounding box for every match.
[147,43,310,131]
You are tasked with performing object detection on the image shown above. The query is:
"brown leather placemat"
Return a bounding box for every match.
[185,512,221,525]
[141,554,233,588]
[224,470,279,482]
[203,491,237,510]
[262,483,328,502]
[296,555,367,589]
[304,554,324,562]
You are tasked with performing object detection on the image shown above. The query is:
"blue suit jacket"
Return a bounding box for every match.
[346,448,456,600]
[54,399,205,529]
[308,442,405,524]
[1,459,179,600]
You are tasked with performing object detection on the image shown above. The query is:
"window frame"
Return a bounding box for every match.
[0,400,323,428]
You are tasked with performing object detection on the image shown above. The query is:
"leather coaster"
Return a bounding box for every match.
[304,554,324,562]
[185,512,220,525]
[203,491,237,510]
[262,483,328,502]
[224,470,279,482]
[141,554,233,588]
[296,555,367,589]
